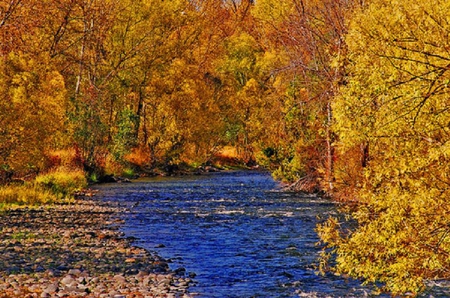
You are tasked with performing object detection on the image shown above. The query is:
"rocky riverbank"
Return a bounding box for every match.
[0,197,194,297]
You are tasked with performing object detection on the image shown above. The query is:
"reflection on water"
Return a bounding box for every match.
[94,171,446,297]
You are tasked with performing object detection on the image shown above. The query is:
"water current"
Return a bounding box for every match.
[94,170,448,297]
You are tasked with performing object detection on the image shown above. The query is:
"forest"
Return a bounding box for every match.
[1,0,450,295]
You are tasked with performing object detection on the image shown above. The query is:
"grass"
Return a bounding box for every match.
[0,167,87,210]
[0,184,58,209]
[35,167,87,198]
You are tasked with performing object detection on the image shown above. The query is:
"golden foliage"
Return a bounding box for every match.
[321,0,450,294]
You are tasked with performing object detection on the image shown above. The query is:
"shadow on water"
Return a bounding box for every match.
[94,171,448,297]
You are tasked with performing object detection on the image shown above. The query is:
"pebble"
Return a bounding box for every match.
[0,198,194,297]
[44,281,59,293]
[60,275,75,286]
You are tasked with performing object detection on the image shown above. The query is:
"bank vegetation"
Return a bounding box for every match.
[1,0,450,295]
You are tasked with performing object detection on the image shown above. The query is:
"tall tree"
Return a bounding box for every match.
[0,52,67,180]
[319,0,450,294]
[251,0,353,191]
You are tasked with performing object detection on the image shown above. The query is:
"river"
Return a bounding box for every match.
[93,170,447,297]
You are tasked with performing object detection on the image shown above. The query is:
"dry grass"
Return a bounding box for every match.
[35,167,87,197]
[0,184,58,209]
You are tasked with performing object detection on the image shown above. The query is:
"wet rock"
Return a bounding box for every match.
[174,267,186,275]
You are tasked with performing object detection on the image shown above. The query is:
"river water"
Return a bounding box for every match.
[93,170,447,297]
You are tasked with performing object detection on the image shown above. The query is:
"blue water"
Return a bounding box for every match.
[93,171,448,297]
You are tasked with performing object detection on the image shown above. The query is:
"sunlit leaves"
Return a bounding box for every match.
[322,0,450,294]
[252,0,293,25]
[0,51,67,173]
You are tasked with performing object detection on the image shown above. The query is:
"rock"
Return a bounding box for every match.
[99,175,117,183]
[44,282,59,293]
[113,274,126,284]
[174,267,186,275]
[0,198,192,297]
[188,272,197,278]
[204,166,220,172]
[60,275,75,286]
[68,269,82,276]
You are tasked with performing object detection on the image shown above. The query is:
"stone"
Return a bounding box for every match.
[113,274,126,284]
[60,275,75,287]
[0,198,193,297]
[44,282,59,293]
[68,269,82,276]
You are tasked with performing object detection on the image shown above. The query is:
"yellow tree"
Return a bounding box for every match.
[319,0,450,294]
[0,0,70,181]
[0,51,67,181]
[107,0,229,168]
[250,0,354,191]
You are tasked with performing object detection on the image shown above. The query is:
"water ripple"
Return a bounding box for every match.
[95,171,387,297]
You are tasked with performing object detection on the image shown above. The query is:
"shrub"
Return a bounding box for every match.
[35,167,87,197]
[45,148,84,170]
[122,168,136,179]
[124,147,151,167]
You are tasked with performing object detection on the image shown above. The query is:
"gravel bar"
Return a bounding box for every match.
[0,197,195,297]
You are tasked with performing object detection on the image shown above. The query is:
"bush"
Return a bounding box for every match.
[35,167,87,197]
[122,168,136,179]
[0,184,57,209]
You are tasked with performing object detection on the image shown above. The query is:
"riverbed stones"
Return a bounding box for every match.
[0,198,194,297]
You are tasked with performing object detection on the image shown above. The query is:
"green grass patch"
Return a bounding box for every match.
[88,172,99,183]
[10,231,38,240]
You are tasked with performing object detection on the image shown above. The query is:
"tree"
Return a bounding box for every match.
[0,52,67,180]
[251,0,353,191]
[319,0,450,294]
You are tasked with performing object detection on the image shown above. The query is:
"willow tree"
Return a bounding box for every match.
[319,0,450,295]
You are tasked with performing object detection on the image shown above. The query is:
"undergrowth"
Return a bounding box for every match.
[0,167,87,210]
[0,184,57,209]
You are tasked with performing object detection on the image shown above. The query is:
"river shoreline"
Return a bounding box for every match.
[0,197,194,297]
